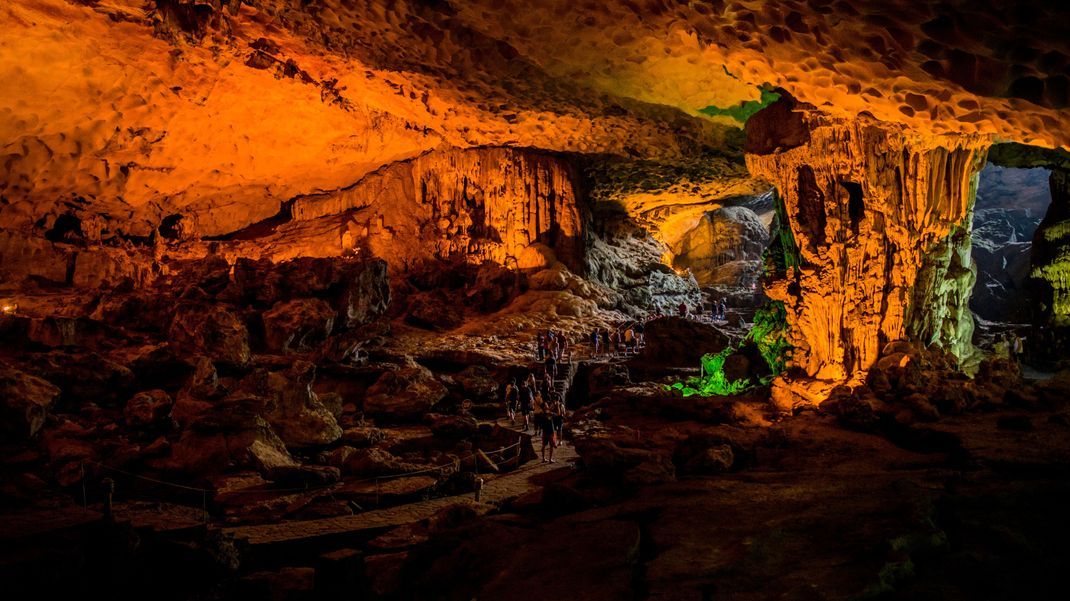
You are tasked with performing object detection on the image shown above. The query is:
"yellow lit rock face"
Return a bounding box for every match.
[747,98,989,395]
[0,0,726,239]
[4,0,1069,244]
[287,147,585,272]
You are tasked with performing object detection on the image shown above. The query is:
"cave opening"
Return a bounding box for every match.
[969,162,1052,327]
[668,191,776,316]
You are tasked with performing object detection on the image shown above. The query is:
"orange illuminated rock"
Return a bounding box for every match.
[747,97,989,398]
[288,147,586,272]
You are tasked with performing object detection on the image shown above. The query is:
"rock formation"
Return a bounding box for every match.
[287,147,586,273]
[747,96,989,402]
[671,201,772,295]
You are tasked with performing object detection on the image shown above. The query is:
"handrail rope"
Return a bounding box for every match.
[87,461,211,493]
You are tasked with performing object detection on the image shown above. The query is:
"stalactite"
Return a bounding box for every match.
[746,98,990,405]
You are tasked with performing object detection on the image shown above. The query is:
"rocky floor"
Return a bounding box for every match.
[3,253,1070,599]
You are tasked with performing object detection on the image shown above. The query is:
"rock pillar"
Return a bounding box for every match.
[745,98,989,403]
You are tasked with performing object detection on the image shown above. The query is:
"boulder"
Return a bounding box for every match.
[231,257,390,328]
[721,340,773,383]
[123,389,174,428]
[405,290,464,331]
[684,445,734,474]
[170,254,232,296]
[262,298,336,352]
[321,446,358,469]
[240,361,342,448]
[153,412,296,476]
[169,305,251,366]
[822,385,883,431]
[319,392,344,418]
[41,423,98,482]
[23,349,135,406]
[364,364,448,421]
[574,437,675,485]
[426,413,479,439]
[183,355,224,400]
[343,448,423,477]
[127,344,197,392]
[266,465,341,488]
[588,363,632,398]
[340,426,388,447]
[0,364,60,438]
[452,365,498,403]
[465,261,519,312]
[640,317,731,367]
[334,258,391,328]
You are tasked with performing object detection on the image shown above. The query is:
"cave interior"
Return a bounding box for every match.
[3,1,1070,599]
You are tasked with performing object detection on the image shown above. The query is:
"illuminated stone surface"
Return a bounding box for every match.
[747,96,989,398]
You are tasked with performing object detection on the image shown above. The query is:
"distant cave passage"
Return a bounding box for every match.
[969,163,1052,323]
[669,194,775,309]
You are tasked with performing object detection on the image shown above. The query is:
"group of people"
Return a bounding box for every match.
[710,298,729,321]
[675,299,730,321]
[535,329,569,363]
[590,323,645,356]
[503,372,567,463]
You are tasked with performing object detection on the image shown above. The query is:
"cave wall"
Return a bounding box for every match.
[670,197,773,296]
[0,146,586,291]
[288,147,585,273]
[1033,169,1070,327]
[746,98,989,397]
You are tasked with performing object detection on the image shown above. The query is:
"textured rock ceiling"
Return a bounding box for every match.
[1,0,1069,237]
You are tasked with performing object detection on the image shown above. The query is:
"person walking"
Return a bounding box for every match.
[544,351,557,380]
[504,378,519,424]
[551,393,566,446]
[519,378,534,432]
[539,396,558,463]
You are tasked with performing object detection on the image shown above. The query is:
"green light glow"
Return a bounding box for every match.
[699,88,781,124]
[667,301,792,397]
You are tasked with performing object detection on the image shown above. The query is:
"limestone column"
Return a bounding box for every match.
[745,97,990,405]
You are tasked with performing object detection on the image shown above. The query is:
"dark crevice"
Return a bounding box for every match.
[840,180,865,234]
[44,214,84,243]
[159,214,184,240]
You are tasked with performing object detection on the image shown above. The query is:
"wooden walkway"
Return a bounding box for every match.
[223,436,578,548]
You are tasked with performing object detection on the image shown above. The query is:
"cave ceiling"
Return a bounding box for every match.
[2,0,1069,237]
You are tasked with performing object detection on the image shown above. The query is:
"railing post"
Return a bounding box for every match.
[101,477,115,522]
